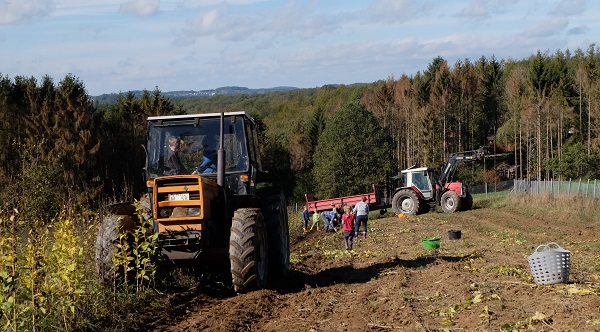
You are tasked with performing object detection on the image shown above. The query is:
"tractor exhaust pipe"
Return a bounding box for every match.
[217,112,225,187]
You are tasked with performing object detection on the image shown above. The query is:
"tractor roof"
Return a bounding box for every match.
[147,111,246,122]
[401,166,430,174]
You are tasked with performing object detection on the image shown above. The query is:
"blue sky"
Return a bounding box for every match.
[1,0,598,96]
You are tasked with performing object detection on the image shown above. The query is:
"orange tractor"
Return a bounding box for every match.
[95,112,289,293]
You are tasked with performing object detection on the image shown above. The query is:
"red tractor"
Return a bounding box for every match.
[391,148,486,216]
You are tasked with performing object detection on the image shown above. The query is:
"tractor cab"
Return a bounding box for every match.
[401,167,435,200]
[145,111,262,196]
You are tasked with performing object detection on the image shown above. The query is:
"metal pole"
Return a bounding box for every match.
[587,179,590,197]
[217,112,225,187]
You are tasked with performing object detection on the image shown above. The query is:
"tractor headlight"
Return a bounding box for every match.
[188,207,201,216]
[159,208,173,218]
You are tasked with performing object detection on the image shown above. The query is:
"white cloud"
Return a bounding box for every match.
[181,4,262,42]
[3,0,600,96]
[364,0,426,24]
[523,16,569,37]
[176,1,344,46]
[460,0,490,19]
[458,0,518,21]
[550,0,588,17]
[0,0,55,25]
[119,0,160,17]
[269,1,342,39]
[568,25,589,35]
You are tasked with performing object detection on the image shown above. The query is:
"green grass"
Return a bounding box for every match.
[472,190,511,200]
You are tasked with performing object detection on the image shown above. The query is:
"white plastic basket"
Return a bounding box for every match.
[527,242,570,285]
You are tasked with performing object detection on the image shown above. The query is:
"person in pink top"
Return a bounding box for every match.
[341,205,356,250]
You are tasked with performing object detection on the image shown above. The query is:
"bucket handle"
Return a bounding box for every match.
[533,242,563,253]
[533,244,548,253]
[545,242,562,250]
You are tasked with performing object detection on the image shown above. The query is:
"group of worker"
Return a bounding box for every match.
[302,196,370,250]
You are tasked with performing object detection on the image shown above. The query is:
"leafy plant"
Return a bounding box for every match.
[130,203,160,292]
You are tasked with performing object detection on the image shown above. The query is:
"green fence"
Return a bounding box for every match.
[513,179,600,198]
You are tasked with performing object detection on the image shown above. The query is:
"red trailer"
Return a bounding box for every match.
[304,184,390,213]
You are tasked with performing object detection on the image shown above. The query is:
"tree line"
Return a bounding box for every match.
[179,46,600,200]
[2,45,600,220]
[0,74,180,222]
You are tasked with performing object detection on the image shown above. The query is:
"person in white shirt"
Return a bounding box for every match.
[352,196,369,239]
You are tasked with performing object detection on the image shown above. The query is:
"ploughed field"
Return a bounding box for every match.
[147,194,600,331]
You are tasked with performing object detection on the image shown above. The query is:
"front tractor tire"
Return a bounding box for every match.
[391,189,422,216]
[441,190,461,213]
[229,208,268,294]
[95,215,131,286]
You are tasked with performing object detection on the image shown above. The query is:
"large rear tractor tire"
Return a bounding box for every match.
[229,208,268,293]
[391,189,422,216]
[441,190,461,213]
[259,189,290,278]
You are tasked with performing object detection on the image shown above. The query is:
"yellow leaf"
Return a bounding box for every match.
[567,286,594,296]
[531,311,546,321]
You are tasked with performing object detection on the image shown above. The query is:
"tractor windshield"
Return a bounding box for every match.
[412,171,432,192]
[146,116,249,179]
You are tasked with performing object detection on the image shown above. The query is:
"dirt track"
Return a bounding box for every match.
[148,198,600,331]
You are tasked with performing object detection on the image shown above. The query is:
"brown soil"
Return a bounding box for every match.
[147,199,600,332]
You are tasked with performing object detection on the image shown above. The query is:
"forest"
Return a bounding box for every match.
[1,45,600,331]
[1,45,600,217]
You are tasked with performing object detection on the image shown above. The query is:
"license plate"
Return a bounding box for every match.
[168,193,189,201]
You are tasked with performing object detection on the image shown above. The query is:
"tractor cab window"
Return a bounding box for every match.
[412,171,431,192]
[146,116,249,179]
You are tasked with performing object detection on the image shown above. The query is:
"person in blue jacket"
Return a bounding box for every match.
[320,208,339,234]
[192,146,217,174]
[302,205,310,233]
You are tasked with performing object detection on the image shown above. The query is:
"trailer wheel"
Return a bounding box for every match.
[441,191,461,213]
[229,208,268,293]
[259,189,290,278]
[391,189,422,216]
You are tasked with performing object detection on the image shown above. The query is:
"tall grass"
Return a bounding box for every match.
[513,192,599,223]
[0,210,92,331]
[0,202,164,331]
[478,191,600,224]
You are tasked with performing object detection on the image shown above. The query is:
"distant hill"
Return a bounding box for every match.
[91,86,299,104]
